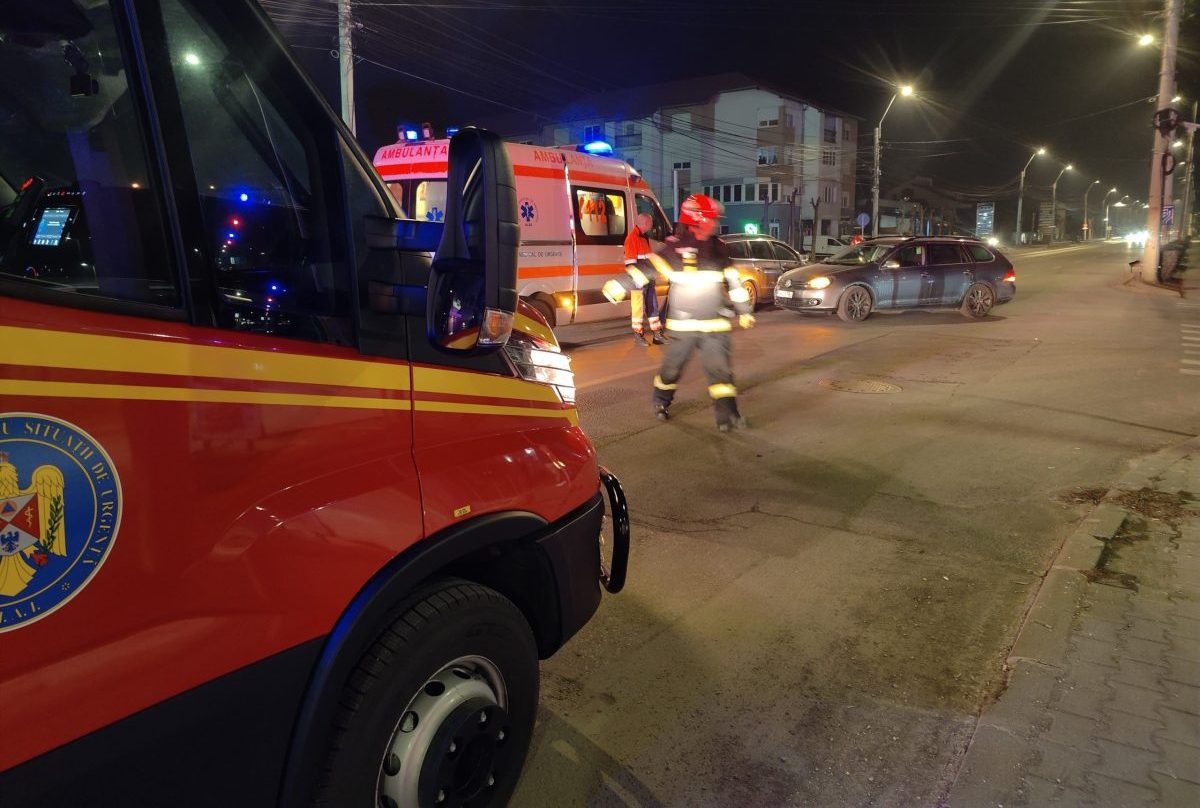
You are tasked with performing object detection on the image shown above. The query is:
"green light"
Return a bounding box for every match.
[743,223,759,235]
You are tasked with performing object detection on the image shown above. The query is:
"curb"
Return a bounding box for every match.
[943,436,1200,805]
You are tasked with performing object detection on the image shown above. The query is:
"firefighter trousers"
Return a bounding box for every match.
[652,330,740,424]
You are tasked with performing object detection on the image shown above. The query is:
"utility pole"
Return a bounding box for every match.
[338,0,356,135]
[871,125,882,238]
[1140,0,1182,283]
[1182,100,1198,238]
[810,197,820,261]
[1083,180,1099,241]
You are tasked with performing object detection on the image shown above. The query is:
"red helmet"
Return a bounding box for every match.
[677,194,724,227]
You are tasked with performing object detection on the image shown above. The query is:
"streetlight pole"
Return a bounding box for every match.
[1050,164,1072,242]
[1082,179,1100,240]
[1101,188,1118,239]
[337,0,356,135]
[872,84,913,238]
[1181,100,1198,238]
[1015,147,1045,245]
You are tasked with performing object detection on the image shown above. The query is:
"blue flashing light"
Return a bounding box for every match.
[238,192,249,202]
[226,232,236,239]
[445,127,460,137]
[581,140,614,156]
[405,129,420,141]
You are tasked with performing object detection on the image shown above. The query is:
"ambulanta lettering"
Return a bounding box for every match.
[377,143,449,161]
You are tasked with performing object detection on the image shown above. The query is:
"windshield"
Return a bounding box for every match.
[825,243,894,265]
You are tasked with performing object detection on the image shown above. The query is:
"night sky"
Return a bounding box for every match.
[269,0,1198,215]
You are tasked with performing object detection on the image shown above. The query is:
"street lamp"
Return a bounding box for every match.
[1050,164,1072,241]
[1014,147,1046,244]
[1139,33,1154,46]
[1102,187,1118,239]
[871,83,915,237]
[1082,179,1100,240]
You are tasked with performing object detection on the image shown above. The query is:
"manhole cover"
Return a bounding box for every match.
[819,378,902,394]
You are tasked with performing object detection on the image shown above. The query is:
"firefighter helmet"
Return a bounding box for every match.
[678,194,724,227]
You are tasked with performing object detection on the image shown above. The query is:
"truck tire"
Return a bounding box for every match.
[315,580,539,808]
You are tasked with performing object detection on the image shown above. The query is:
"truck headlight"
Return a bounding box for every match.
[504,335,576,403]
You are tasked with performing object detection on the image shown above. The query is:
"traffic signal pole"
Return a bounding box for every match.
[1140,0,1182,283]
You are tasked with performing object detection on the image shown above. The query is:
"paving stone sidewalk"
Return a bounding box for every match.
[946,443,1200,806]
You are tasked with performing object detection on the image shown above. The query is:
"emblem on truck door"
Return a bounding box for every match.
[0,414,122,632]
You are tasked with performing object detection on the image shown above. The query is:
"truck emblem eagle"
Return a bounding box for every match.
[0,414,122,631]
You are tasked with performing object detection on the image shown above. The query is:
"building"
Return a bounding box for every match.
[480,73,860,249]
[875,177,974,237]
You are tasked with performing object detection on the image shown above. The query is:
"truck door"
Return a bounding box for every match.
[0,0,422,800]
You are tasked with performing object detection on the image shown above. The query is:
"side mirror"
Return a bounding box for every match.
[882,259,901,270]
[426,128,519,352]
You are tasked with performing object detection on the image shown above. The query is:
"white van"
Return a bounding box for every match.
[374,139,673,326]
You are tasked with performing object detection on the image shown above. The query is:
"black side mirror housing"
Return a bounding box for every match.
[426,127,519,353]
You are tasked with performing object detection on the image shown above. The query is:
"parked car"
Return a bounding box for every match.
[813,235,851,257]
[773,237,1015,322]
[721,234,807,309]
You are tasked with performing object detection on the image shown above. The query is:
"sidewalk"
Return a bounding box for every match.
[946,440,1200,806]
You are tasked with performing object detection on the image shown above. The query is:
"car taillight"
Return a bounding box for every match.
[1003,268,1016,283]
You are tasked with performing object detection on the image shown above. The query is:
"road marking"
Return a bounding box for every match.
[1181,324,1200,331]
[1181,369,1200,375]
[1183,359,1200,365]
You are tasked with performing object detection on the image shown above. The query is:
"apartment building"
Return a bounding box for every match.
[490,73,861,249]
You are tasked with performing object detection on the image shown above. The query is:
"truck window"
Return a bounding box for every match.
[635,193,671,241]
[0,1,179,310]
[157,0,354,345]
[572,186,626,245]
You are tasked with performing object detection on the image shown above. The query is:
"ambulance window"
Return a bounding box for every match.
[157,0,354,345]
[414,181,447,222]
[635,194,671,241]
[0,0,180,311]
[572,187,626,245]
[385,182,408,217]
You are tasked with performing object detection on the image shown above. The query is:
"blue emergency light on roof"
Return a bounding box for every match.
[581,141,614,155]
[405,129,420,142]
[445,127,460,137]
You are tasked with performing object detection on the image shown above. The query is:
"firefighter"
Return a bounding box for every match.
[624,212,664,346]
[604,194,754,432]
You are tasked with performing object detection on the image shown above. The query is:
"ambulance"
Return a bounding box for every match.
[0,1,627,806]
[374,139,675,327]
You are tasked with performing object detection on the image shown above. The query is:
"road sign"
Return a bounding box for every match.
[855,212,871,228]
[1163,205,1174,226]
[975,202,995,238]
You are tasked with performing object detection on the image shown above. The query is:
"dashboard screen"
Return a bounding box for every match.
[31,207,72,247]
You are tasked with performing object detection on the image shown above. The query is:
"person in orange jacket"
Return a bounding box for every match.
[624,213,665,346]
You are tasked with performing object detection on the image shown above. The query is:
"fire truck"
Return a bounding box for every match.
[374,139,675,327]
[0,1,627,806]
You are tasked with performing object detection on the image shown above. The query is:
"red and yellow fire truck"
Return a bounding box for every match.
[374,139,674,327]
[0,1,627,806]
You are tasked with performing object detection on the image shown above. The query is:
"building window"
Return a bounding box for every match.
[673,161,691,170]
[821,219,832,235]
[625,122,639,136]
[822,186,834,204]
[757,107,779,127]
[583,124,605,142]
[786,113,795,128]
[843,126,853,142]
[720,224,730,235]
[758,182,768,201]
[824,118,838,144]
[757,146,778,166]
[822,149,836,166]
[733,184,742,202]
[769,219,781,238]
[843,192,849,209]
[771,183,780,202]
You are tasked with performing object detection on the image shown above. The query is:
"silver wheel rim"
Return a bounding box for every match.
[846,288,870,320]
[967,286,992,317]
[377,655,508,808]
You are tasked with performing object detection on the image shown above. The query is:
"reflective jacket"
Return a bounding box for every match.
[604,230,751,332]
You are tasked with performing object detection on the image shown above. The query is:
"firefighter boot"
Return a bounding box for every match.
[714,397,746,432]
[655,404,670,421]
[651,330,666,345]
[633,331,648,347]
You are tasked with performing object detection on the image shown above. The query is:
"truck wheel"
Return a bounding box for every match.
[316,581,539,808]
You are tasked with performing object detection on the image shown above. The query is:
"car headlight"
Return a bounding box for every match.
[807,276,831,289]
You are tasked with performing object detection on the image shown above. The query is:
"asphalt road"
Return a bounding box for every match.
[512,241,1200,807]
